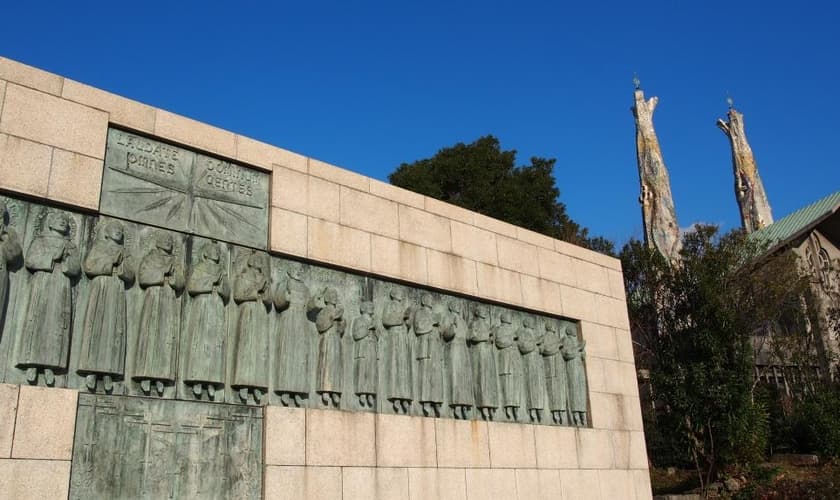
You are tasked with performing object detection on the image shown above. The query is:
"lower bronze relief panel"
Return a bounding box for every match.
[70,394,263,500]
[0,194,590,427]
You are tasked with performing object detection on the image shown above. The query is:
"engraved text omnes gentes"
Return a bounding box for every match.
[100,129,269,248]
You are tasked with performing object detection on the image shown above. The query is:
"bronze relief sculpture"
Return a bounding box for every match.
[0,192,591,428]
[16,211,80,386]
[352,301,378,408]
[414,293,443,417]
[183,241,230,400]
[313,287,345,408]
[442,301,474,419]
[383,288,412,414]
[77,219,134,392]
[231,251,272,404]
[0,203,22,343]
[133,231,185,396]
[273,264,312,407]
[469,305,498,421]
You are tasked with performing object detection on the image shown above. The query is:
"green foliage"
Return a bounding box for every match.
[731,397,771,466]
[389,135,614,254]
[621,225,813,487]
[789,386,840,457]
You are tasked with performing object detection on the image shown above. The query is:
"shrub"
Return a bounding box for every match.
[789,387,840,457]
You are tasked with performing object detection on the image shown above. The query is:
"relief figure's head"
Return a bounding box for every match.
[475,305,489,319]
[104,221,125,244]
[420,293,434,308]
[48,212,70,236]
[287,263,303,281]
[522,316,534,329]
[323,287,339,305]
[360,301,374,316]
[389,288,404,302]
[500,311,512,324]
[155,232,174,254]
[247,252,266,273]
[202,242,221,263]
[448,301,461,314]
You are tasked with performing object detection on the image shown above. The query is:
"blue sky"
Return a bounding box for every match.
[2,1,838,246]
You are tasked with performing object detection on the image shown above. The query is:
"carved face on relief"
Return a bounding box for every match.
[287,264,303,281]
[565,324,578,338]
[448,301,461,314]
[48,213,70,235]
[500,311,512,324]
[105,222,124,244]
[522,316,534,329]
[202,243,220,263]
[389,288,404,302]
[360,301,374,316]
[324,288,338,305]
[476,306,488,319]
[247,253,264,273]
[420,293,434,308]
[545,321,556,333]
[155,233,174,253]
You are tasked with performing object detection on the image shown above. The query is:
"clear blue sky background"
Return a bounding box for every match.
[2,1,838,246]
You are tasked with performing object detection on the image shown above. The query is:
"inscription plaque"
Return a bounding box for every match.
[100,129,269,249]
[70,394,263,500]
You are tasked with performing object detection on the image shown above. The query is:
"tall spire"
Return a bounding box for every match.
[717,101,773,233]
[632,80,681,262]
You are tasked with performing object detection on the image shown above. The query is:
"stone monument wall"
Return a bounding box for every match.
[0,56,651,499]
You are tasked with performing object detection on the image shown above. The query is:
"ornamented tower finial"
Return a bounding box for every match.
[631,80,682,263]
[716,99,773,233]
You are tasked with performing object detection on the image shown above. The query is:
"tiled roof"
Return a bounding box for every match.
[750,190,840,252]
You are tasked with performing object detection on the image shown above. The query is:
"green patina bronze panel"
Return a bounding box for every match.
[100,128,269,249]
[0,193,590,428]
[70,394,262,500]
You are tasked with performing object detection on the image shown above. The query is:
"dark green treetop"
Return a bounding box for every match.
[389,135,613,254]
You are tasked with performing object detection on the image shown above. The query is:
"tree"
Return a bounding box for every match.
[621,226,816,489]
[389,135,614,254]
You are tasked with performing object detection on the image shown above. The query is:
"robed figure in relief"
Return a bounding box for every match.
[441,301,473,419]
[77,220,134,392]
[383,288,412,414]
[494,311,521,421]
[183,242,230,400]
[313,287,345,408]
[518,316,546,423]
[562,324,588,426]
[17,212,80,386]
[414,293,443,417]
[133,231,185,396]
[541,322,568,425]
[352,301,378,408]
[231,251,272,404]
[0,204,21,342]
[468,305,498,420]
[273,264,312,407]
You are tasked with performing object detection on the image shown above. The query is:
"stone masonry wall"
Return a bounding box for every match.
[0,56,651,499]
